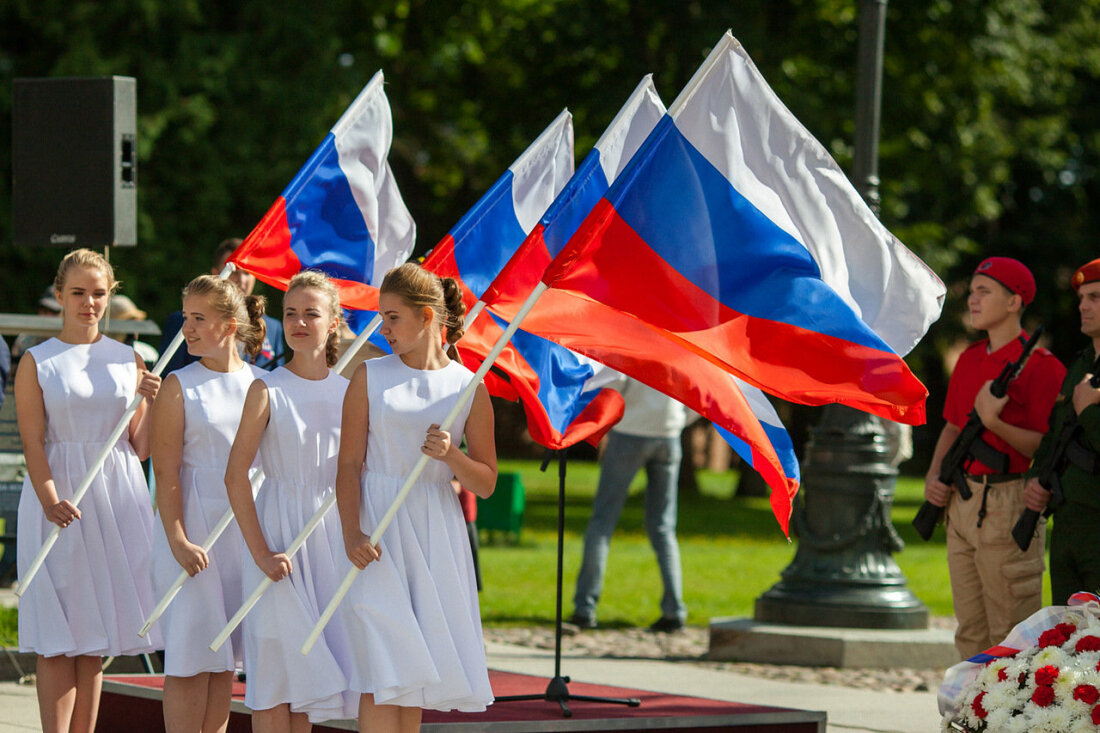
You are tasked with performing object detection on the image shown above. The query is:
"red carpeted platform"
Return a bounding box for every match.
[99,670,825,732]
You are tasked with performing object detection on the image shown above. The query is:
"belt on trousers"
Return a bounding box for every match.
[964,472,1024,484]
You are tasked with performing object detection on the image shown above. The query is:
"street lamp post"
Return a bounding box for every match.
[753,0,929,630]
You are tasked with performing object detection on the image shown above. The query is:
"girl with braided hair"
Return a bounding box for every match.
[335,263,497,732]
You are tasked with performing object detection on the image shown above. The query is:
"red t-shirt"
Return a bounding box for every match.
[943,331,1066,474]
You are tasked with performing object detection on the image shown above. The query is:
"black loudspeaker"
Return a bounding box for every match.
[12,76,137,248]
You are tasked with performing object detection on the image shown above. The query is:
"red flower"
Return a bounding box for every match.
[1039,622,1079,648]
[971,691,988,719]
[1039,627,1069,648]
[1075,685,1100,705]
[1035,665,1060,686]
[997,668,1008,682]
[1093,705,1100,725]
[1077,635,1100,653]
[1032,686,1056,707]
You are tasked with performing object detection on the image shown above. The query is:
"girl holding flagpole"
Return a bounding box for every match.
[14,248,161,733]
[336,263,496,732]
[224,271,354,731]
[150,275,266,732]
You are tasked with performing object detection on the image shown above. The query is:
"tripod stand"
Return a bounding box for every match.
[492,449,640,717]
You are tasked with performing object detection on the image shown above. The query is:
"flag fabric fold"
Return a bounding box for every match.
[534,32,943,427]
[229,70,415,313]
[422,110,627,448]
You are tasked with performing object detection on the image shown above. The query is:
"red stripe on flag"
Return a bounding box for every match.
[543,200,926,425]
[505,287,798,533]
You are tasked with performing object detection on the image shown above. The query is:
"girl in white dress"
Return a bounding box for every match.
[337,263,497,732]
[15,249,162,733]
[225,271,354,731]
[150,275,266,732]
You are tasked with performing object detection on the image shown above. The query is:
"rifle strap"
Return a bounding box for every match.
[967,436,1012,474]
[1066,437,1100,474]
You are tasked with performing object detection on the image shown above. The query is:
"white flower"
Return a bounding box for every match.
[1034,646,1068,667]
[985,684,1014,711]
[1038,706,1074,732]
[1053,675,1077,701]
[984,706,1011,730]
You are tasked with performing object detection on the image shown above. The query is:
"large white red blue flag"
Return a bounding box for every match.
[229,71,415,313]
[487,34,945,531]
[481,76,800,516]
[541,33,942,420]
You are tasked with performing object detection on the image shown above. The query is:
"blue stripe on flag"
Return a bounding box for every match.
[452,171,526,299]
[283,133,377,283]
[611,118,892,353]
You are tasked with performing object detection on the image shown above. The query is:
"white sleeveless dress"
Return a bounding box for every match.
[17,336,161,657]
[340,355,492,712]
[150,361,262,677]
[241,367,355,722]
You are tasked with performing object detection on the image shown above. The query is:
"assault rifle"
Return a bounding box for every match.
[1011,353,1100,551]
[912,328,1044,541]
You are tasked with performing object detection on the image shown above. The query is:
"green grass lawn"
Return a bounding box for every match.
[477,459,1053,628]
[0,607,15,647]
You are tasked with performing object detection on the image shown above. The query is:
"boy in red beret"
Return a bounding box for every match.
[925,257,1065,659]
[1023,257,1100,605]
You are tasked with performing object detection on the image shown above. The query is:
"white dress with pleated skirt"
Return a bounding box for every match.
[17,336,162,657]
[150,361,262,677]
[241,367,355,722]
[340,354,492,712]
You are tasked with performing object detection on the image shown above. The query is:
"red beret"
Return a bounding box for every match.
[1073,258,1100,291]
[974,257,1035,305]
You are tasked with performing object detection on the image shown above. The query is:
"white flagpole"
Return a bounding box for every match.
[335,313,383,374]
[206,312,385,651]
[16,262,237,597]
[138,469,264,638]
[208,492,337,652]
[300,282,548,655]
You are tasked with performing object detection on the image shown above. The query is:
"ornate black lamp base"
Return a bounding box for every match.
[755,582,928,629]
[755,406,930,631]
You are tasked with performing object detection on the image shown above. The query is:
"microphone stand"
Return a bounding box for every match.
[492,449,640,717]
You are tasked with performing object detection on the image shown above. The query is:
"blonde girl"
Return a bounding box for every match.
[225,271,354,731]
[150,275,267,732]
[336,263,497,732]
[15,248,161,733]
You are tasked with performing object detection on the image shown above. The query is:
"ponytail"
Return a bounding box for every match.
[241,294,268,358]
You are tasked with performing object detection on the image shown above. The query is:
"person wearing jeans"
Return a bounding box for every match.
[571,379,691,632]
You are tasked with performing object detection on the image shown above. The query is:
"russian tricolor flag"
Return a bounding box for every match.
[537,33,943,428]
[482,77,801,514]
[421,110,626,448]
[229,71,415,316]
